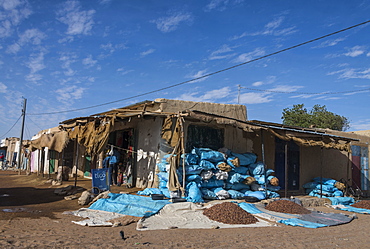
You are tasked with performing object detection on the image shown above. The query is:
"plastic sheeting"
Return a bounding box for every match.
[137,201,272,230]
[238,202,354,228]
[88,193,170,217]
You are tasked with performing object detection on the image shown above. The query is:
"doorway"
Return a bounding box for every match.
[275,137,300,190]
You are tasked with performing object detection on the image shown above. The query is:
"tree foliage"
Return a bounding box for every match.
[281,104,350,131]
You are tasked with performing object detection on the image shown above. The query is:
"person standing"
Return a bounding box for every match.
[0,153,4,170]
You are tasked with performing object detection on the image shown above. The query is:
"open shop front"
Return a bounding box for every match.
[105,128,136,187]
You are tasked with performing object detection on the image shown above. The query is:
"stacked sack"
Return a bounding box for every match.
[303,177,345,197]
[139,148,281,203]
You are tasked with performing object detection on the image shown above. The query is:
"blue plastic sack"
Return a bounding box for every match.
[245,190,266,200]
[137,188,163,196]
[225,182,250,191]
[267,191,280,198]
[230,152,257,166]
[186,182,204,203]
[201,188,217,200]
[249,162,265,175]
[200,151,225,163]
[333,190,344,197]
[201,177,225,188]
[186,174,202,183]
[266,169,275,176]
[227,190,245,199]
[183,165,203,175]
[156,162,168,172]
[314,184,337,192]
[199,160,216,170]
[228,172,246,184]
[157,172,169,182]
[254,175,266,185]
[186,153,199,165]
[233,166,249,175]
[159,187,171,198]
[327,197,354,205]
[313,177,337,186]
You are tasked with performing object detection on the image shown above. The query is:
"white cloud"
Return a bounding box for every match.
[117,68,134,75]
[177,87,231,102]
[59,52,78,76]
[55,85,85,104]
[204,0,244,12]
[57,0,95,35]
[269,85,303,93]
[151,12,193,33]
[99,42,127,57]
[233,48,265,63]
[140,48,155,57]
[252,81,263,87]
[350,119,370,131]
[0,82,7,93]
[209,44,236,60]
[290,94,317,99]
[344,46,365,57]
[328,68,370,80]
[232,16,297,40]
[82,55,97,68]
[26,52,45,73]
[314,37,346,48]
[99,0,112,4]
[0,0,32,38]
[238,92,272,104]
[186,70,209,82]
[251,76,276,87]
[7,28,46,53]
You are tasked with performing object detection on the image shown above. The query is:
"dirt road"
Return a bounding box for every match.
[0,170,370,249]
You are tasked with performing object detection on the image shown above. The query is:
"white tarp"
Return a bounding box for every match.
[137,201,272,230]
[64,208,126,227]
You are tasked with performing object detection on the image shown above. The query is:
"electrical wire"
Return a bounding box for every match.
[239,86,370,94]
[27,19,370,116]
[0,115,22,139]
[27,116,44,131]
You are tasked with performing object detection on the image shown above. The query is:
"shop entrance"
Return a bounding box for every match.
[275,137,300,190]
[108,129,136,187]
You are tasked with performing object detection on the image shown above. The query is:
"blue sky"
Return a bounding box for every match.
[1,0,370,140]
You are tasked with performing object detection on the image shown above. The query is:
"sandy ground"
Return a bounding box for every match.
[1,170,370,249]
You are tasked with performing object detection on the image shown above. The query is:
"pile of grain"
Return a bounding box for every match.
[265,200,311,214]
[351,200,370,209]
[203,202,258,224]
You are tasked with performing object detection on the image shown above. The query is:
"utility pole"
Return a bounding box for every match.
[237,84,241,104]
[17,97,27,171]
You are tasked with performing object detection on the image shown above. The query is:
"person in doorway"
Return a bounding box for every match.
[0,153,4,170]
[108,148,120,186]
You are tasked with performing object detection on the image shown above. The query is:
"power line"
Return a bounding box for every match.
[27,19,370,116]
[0,115,22,139]
[239,86,370,95]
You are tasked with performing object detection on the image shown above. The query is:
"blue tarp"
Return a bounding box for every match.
[88,193,170,217]
[278,218,328,228]
[238,202,353,228]
[333,205,370,214]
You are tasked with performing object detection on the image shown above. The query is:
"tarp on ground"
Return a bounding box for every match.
[329,204,370,214]
[238,202,354,228]
[88,193,170,217]
[137,201,272,230]
[64,208,126,227]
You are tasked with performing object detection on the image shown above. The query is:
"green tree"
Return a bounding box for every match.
[282,104,350,131]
